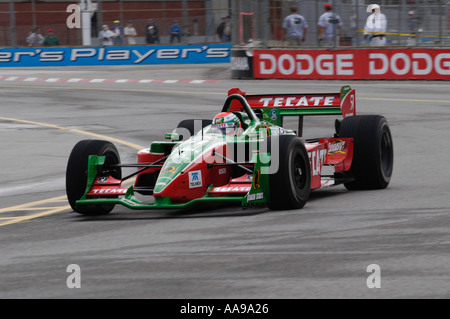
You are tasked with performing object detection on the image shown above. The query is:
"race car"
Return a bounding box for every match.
[66,85,393,215]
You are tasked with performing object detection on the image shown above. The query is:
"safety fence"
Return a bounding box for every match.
[0,0,230,47]
[231,0,450,48]
[1,0,449,48]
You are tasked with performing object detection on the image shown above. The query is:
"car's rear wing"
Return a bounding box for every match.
[227,85,356,125]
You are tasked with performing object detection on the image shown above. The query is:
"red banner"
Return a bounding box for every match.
[253,49,450,80]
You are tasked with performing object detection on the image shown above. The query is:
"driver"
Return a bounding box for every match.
[211,112,242,136]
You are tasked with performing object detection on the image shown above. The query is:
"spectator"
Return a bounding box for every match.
[98,24,115,46]
[407,10,420,46]
[364,4,387,46]
[146,19,160,44]
[124,20,137,45]
[282,5,308,46]
[112,20,124,45]
[43,28,60,46]
[216,16,231,42]
[26,27,44,47]
[318,3,343,47]
[170,20,181,43]
[146,26,158,44]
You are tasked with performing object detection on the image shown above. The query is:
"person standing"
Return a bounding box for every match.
[124,20,137,45]
[112,20,124,45]
[216,16,231,42]
[318,3,343,47]
[146,26,158,44]
[364,4,387,46]
[98,25,115,46]
[170,20,181,43]
[43,28,60,46]
[145,19,160,44]
[282,5,308,47]
[26,27,44,47]
[407,10,419,46]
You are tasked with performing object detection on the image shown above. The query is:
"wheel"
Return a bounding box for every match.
[268,135,311,210]
[339,115,394,190]
[66,140,121,215]
[175,119,212,140]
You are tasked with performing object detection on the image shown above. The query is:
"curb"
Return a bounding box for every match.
[0,76,220,84]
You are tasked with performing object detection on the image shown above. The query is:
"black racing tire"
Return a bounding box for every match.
[175,119,212,141]
[66,140,121,215]
[339,115,394,190]
[268,135,311,210]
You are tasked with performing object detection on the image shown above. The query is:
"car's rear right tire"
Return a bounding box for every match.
[339,115,394,190]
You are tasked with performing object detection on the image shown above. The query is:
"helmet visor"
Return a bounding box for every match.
[212,123,237,135]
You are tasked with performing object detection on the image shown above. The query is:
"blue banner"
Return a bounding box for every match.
[0,44,231,67]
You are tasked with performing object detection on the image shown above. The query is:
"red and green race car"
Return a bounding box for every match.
[66,85,393,215]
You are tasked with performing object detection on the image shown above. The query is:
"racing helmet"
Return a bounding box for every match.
[367,4,380,13]
[212,112,242,136]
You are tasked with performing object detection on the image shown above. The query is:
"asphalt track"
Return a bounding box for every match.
[0,64,449,299]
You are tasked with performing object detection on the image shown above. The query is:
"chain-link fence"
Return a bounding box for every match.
[0,0,231,47]
[232,0,450,48]
[1,0,449,48]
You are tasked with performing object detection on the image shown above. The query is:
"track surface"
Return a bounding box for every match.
[0,64,449,298]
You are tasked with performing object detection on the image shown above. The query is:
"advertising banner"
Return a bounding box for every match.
[253,49,450,80]
[0,44,231,67]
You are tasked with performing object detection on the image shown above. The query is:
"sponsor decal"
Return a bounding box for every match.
[189,170,202,188]
[213,123,235,129]
[161,166,177,174]
[90,188,127,194]
[328,139,346,155]
[248,192,264,201]
[96,177,109,183]
[218,168,227,175]
[308,149,327,176]
[256,95,338,108]
[269,108,278,121]
[253,49,450,80]
[0,45,231,67]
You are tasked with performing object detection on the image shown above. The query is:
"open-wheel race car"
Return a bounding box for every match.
[66,85,393,215]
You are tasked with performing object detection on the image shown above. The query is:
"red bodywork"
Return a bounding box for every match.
[87,87,356,202]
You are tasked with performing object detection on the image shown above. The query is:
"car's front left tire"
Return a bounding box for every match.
[66,140,121,215]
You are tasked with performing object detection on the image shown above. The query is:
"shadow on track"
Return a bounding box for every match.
[68,188,354,222]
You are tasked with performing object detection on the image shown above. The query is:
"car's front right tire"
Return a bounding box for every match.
[268,135,311,210]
